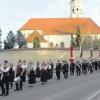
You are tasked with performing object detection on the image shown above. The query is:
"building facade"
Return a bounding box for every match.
[19,0,100,48]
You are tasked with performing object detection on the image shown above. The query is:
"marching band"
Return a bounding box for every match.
[0,58,100,96]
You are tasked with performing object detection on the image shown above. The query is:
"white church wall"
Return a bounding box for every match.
[27,42,48,48]
[40,43,48,48]
[27,43,33,48]
[44,35,71,48]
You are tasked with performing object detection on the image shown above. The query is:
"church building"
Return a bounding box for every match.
[19,0,100,48]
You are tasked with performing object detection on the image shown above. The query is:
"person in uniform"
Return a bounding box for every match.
[49,60,54,79]
[82,60,87,75]
[47,62,52,80]
[28,62,36,87]
[9,63,15,89]
[36,61,41,79]
[14,60,23,91]
[89,60,93,74]
[0,60,10,96]
[70,62,75,75]
[62,61,69,79]
[56,60,61,80]
[76,61,81,76]
[0,63,3,96]
[40,62,48,85]
[21,60,27,82]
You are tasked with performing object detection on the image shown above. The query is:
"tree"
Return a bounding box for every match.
[4,31,16,49]
[82,35,92,49]
[16,31,27,48]
[71,34,76,47]
[93,35,100,49]
[33,36,40,48]
[75,26,82,47]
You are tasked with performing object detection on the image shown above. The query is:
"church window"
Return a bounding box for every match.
[60,42,65,48]
[72,9,74,13]
[49,42,53,48]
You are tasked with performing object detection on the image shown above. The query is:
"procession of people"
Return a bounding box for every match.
[0,57,100,96]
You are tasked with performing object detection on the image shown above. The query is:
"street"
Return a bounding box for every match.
[1,72,100,100]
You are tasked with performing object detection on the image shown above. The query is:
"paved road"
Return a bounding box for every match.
[1,72,100,100]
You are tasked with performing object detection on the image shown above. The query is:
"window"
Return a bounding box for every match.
[60,42,65,48]
[72,9,74,13]
[49,42,53,48]
[77,8,79,11]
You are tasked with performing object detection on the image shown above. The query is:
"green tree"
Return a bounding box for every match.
[33,36,40,48]
[82,35,92,49]
[71,34,76,47]
[4,31,16,49]
[16,31,27,48]
[93,35,100,49]
[75,26,82,47]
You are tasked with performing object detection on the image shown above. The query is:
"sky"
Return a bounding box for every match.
[0,0,100,40]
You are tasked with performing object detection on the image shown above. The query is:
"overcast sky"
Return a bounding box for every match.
[0,0,100,39]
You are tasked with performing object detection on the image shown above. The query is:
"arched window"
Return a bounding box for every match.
[60,42,65,48]
[72,9,74,13]
[49,42,53,48]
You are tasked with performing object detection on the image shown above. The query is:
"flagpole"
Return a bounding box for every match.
[70,34,74,64]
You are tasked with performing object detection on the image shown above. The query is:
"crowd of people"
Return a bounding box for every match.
[0,58,100,96]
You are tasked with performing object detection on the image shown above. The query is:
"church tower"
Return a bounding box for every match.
[70,0,83,18]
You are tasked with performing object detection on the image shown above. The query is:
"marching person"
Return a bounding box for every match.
[14,60,23,91]
[70,62,75,75]
[0,60,10,96]
[56,60,61,80]
[0,63,3,96]
[49,60,54,79]
[47,62,52,80]
[62,61,69,79]
[36,61,41,79]
[40,62,48,85]
[76,61,81,76]
[89,61,93,74]
[9,63,15,89]
[28,62,36,87]
[21,60,27,82]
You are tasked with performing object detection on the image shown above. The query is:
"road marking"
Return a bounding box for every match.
[86,89,100,100]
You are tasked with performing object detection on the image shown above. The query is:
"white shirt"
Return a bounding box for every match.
[0,66,10,72]
[21,64,27,70]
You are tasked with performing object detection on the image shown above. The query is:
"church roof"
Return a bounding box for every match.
[27,31,47,43]
[20,18,100,35]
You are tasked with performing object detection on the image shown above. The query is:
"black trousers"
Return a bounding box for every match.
[56,71,60,80]
[0,80,9,95]
[15,81,22,90]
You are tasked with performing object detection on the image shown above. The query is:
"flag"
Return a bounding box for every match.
[70,34,74,64]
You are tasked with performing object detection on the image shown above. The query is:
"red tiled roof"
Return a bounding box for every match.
[20,18,100,35]
[27,31,47,43]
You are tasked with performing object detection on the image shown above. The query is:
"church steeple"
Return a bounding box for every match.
[70,0,83,18]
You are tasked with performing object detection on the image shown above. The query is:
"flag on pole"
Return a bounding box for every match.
[70,34,74,64]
